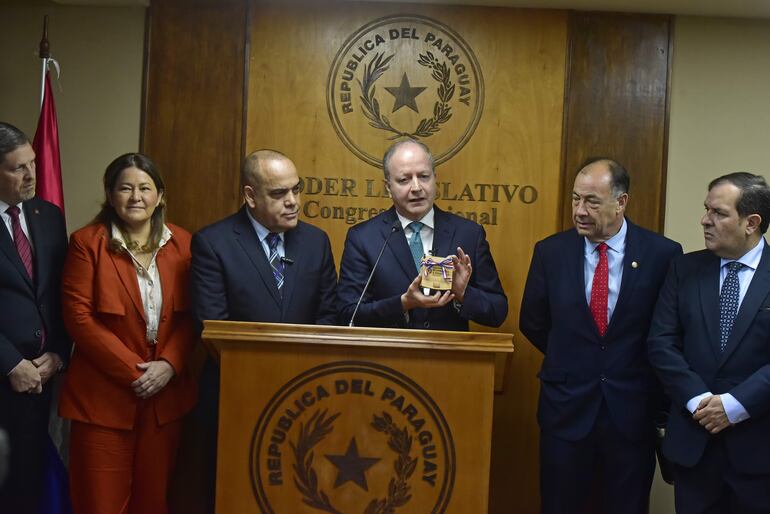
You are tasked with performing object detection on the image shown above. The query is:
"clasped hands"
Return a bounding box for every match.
[132,360,175,399]
[8,352,62,394]
[401,247,472,311]
[693,394,732,434]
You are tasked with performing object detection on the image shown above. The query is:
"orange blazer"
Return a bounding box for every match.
[59,223,197,430]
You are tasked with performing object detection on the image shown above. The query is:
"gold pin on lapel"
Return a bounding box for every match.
[631,261,639,269]
[34,209,40,215]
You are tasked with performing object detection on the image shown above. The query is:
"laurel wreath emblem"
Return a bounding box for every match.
[358,51,454,140]
[290,409,417,514]
[291,409,343,514]
[364,412,418,514]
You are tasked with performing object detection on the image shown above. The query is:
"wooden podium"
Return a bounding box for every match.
[202,321,513,514]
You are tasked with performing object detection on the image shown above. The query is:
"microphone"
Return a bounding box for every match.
[280,256,294,264]
[348,220,401,327]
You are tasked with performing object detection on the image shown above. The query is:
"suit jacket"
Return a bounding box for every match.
[648,240,770,474]
[336,206,507,329]
[520,220,682,441]
[0,197,69,376]
[58,223,197,429]
[190,207,337,326]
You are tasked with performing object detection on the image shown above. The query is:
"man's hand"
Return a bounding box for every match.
[450,246,472,303]
[401,273,455,311]
[8,360,42,394]
[132,360,176,399]
[32,352,62,385]
[693,395,732,434]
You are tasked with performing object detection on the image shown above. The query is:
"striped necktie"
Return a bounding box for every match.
[6,206,34,281]
[266,232,284,296]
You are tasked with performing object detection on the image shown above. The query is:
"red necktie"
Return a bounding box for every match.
[590,242,609,336]
[6,206,34,281]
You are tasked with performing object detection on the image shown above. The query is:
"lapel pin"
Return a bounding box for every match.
[631,261,639,269]
[34,209,40,215]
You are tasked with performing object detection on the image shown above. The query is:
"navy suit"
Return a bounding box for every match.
[336,206,507,329]
[648,240,770,513]
[520,220,681,514]
[0,197,69,513]
[190,206,337,513]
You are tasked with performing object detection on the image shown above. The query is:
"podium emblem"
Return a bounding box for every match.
[327,14,484,168]
[250,361,455,513]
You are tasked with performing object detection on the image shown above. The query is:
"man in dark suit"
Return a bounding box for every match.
[336,139,507,330]
[648,172,770,514]
[190,149,337,512]
[0,122,69,513]
[519,158,682,514]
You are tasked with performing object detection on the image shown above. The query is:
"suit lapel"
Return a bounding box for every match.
[24,201,50,295]
[0,210,33,290]
[432,207,456,258]
[698,253,723,360]
[721,242,770,365]
[109,248,147,323]
[384,209,418,280]
[570,230,597,334]
[280,225,300,317]
[608,222,641,334]
[156,241,176,328]
[233,208,282,307]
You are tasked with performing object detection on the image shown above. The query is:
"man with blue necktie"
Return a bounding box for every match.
[520,158,682,514]
[191,149,338,513]
[336,139,507,330]
[649,172,770,514]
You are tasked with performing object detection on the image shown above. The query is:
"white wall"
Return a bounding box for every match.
[665,16,770,252]
[0,5,145,232]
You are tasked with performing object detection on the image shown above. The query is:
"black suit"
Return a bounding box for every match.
[649,240,770,513]
[0,197,68,513]
[520,220,681,514]
[336,206,507,329]
[190,207,337,512]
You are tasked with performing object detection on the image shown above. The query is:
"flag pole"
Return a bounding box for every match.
[39,15,50,109]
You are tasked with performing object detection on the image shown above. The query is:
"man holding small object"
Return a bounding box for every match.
[337,138,507,330]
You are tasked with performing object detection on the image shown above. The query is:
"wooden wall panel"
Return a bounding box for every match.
[142,0,247,233]
[560,12,672,232]
[245,3,567,511]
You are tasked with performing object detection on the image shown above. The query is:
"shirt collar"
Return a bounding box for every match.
[584,217,627,254]
[720,237,765,271]
[110,223,172,251]
[397,207,435,232]
[246,209,283,244]
[0,199,23,214]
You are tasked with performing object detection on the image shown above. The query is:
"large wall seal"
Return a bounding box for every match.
[250,360,456,513]
[327,14,484,168]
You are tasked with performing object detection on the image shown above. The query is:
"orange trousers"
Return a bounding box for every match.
[68,401,182,514]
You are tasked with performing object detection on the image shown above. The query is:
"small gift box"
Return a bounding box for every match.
[419,255,454,291]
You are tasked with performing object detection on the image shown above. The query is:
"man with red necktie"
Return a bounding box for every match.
[520,158,682,514]
[0,122,69,514]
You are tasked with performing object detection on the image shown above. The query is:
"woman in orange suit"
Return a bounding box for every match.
[60,153,196,514]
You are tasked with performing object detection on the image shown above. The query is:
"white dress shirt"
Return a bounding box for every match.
[584,218,627,322]
[112,224,172,344]
[397,208,435,256]
[0,199,33,248]
[247,210,285,260]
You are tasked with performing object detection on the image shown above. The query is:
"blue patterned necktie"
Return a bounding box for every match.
[266,232,284,296]
[407,221,424,272]
[719,261,743,352]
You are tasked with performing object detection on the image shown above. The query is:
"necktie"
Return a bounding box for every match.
[407,221,424,272]
[719,261,743,353]
[266,232,284,296]
[6,206,34,281]
[589,243,609,337]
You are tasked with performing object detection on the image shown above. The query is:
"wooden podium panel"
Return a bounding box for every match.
[203,321,513,514]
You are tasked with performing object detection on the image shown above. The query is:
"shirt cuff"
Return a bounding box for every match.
[721,393,750,424]
[686,392,712,414]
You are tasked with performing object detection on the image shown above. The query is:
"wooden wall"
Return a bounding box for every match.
[143,1,671,512]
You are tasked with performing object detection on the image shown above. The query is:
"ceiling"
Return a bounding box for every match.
[5,0,768,20]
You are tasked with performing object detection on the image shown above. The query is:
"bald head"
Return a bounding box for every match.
[241,149,295,190]
[241,149,301,232]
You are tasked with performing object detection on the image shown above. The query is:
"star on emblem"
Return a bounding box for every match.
[385,73,426,113]
[325,437,381,491]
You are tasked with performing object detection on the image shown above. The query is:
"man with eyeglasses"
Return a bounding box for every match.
[190,149,337,513]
